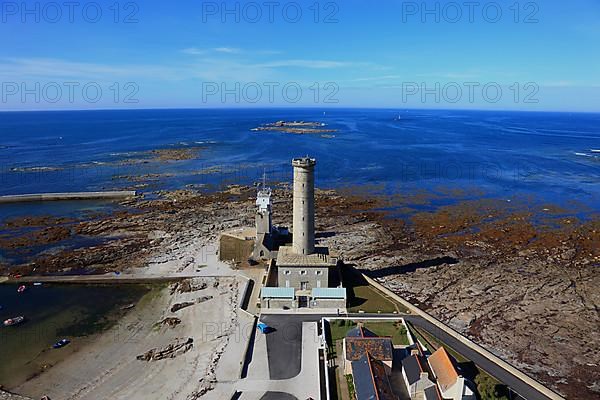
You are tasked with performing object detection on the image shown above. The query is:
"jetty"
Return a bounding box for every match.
[2,273,200,285]
[0,191,137,204]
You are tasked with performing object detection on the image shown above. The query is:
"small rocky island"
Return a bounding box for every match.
[252,121,337,136]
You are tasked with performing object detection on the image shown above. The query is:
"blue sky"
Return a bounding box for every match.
[1,0,599,111]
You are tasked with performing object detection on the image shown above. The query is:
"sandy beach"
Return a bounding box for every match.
[7,220,253,400]
[14,274,247,400]
[1,186,262,400]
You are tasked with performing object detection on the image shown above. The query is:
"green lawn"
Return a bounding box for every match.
[342,266,408,314]
[363,321,410,345]
[476,373,511,400]
[329,319,358,342]
[328,319,409,345]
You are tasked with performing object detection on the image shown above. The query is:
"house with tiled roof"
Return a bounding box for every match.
[343,326,394,374]
[427,347,476,400]
[402,352,438,399]
[341,325,400,399]
[351,353,398,400]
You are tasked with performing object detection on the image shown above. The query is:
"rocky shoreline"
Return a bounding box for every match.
[4,145,207,179]
[0,391,31,400]
[0,185,598,399]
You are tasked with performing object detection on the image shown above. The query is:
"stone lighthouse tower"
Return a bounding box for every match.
[292,157,316,255]
[267,156,346,311]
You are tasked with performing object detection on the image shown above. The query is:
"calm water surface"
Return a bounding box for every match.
[0,283,150,388]
[0,108,598,207]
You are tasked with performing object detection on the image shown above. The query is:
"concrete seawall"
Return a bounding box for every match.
[0,191,137,204]
[4,274,198,284]
[361,273,565,400]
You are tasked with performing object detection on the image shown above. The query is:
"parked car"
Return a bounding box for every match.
[257,322,273,334]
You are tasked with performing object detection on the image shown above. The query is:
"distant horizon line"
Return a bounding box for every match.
[0,106,599,115]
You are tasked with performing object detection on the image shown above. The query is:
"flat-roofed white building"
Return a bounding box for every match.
[260,287,296,309]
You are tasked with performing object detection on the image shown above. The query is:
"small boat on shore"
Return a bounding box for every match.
[3,316,25,327]
[53,338,71,349]
[17,285,27,293]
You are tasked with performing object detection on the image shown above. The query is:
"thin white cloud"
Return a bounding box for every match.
[182,47,281,56]
[181,47,207,56]
[0,56,284,84]
[352,75,404,82]
[214,47,241,54]
[254,59,363,69]
[542,81,578,88]
[179,47,379,71]
[0,57,185,82]
[415,71,481,80]
[0,55,389,86]
[256,50,283,56]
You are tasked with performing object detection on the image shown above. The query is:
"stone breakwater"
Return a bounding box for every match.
[1,185,598,399]
[0,191,137,204]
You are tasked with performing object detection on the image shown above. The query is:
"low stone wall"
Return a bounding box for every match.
[219,234,254,264]
[265,260,278,286]
[261,298,295,309]
[238,276,252,311]
[321,319,332,400]
[238,311,257,379]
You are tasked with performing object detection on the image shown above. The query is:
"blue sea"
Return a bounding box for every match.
[0,108,599,218]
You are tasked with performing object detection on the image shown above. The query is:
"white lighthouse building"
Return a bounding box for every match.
[253,176,273,260]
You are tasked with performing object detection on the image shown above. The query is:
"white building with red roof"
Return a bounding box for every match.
[427,347,476,400]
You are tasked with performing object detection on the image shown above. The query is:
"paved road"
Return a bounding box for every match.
[403,315,534,400]
[261,312,552,400]
[260,314,322,380]
[260,393,297,400]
